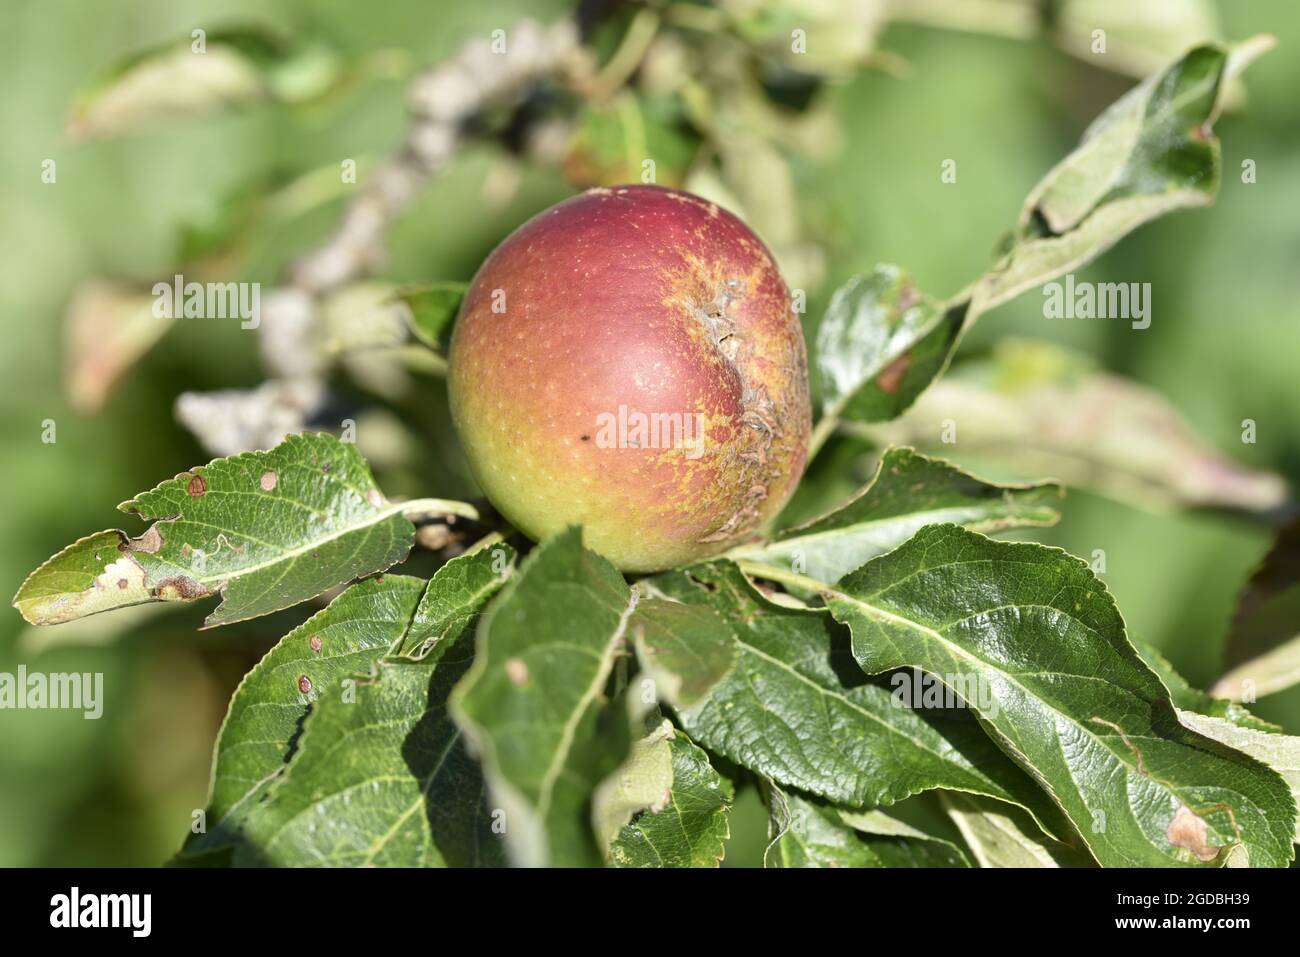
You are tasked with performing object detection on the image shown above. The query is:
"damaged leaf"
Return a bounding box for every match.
[390,545,516,660]
[13,432,478,628]
[812,40,1269,431]
[179,575,429,860]
[1176,709,1300,846]
[64,280,176,415]
[815,264,965,424]
[606,727,734,868]
[592,719,677,858]
[236,644,505,867]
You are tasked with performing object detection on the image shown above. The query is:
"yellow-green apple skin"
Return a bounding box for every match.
[448,185,811,572]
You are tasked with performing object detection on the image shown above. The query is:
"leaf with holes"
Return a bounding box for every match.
[235,638,503,867]
[180,574,426,862]
[179,547,514,862]
[824,523,1296,868]
[13,432,477,628]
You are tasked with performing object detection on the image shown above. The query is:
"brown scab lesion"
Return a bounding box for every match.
[691,277,748,363]
[186,473,207,497]
[152,576,211,601]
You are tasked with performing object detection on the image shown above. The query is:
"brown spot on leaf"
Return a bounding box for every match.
[505,657,529,686]
[260,470,278,491]
[117,578,129,589]
[876,353,911,395]
[1166,805,1220,862]
[187,473,207,497]
[153,576,210,601]
[298,674,313,695]
[309,634,322,653]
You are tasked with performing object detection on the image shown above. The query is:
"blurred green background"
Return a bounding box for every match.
[1,0,1297,866]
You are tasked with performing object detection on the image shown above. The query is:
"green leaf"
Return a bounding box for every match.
[731,447,1061,583]
[13,432,477,628]
[630,598,736,710]
[68,27,342,141]
[236,643,504,867]
[564,93,699,189]
[393,282,467,353]
[182,574,426,859]
[391,545,516,660]
[825,523,1296,867]
[180,548,514,860]
[1216,519,1300,701]
[592,719,676,857]
[637,562,1068,835]
[1134,638,1279,733]
[861,338,1287,516]
[971,39,1269,314]
[942,792,1091,868]
[764,786,968,868]
[812,41,1266,429]
[815,265,966,424]
[607,728,734,868]
[1176,710,1300,846]
[450,527,639,866]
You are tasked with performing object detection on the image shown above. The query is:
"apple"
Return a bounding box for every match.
[448,184,810,572]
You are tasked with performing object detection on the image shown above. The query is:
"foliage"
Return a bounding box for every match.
[8,5,1300,869]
